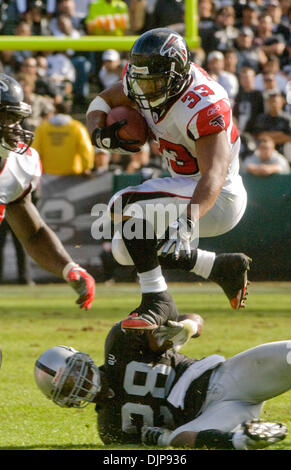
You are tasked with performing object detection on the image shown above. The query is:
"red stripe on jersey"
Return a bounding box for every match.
[122,62,129,80]
[0,204,6,223]
[17,143,32,155]
[230,123,239,143]
[189,99,231,139]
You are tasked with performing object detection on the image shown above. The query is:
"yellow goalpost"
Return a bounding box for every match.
[0,0,199,51]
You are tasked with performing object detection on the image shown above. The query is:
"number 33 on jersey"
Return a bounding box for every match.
[136,63,239,179]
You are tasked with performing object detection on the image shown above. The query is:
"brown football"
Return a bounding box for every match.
[106,106,148,151]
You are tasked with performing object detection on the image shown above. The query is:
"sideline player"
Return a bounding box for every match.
[0,73,95,310]
[86,28,251,329]
[34,313,289,450]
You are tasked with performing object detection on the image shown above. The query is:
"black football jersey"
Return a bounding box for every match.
[96,322,212,444]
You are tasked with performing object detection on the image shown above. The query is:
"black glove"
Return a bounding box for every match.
[91,120,140,153]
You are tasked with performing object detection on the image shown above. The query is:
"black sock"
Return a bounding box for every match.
[196,429,235,450]
[122,219,159,273]
[159,249,198,271]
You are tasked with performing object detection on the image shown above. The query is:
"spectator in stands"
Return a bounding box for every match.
[254,56,288,95]
[223,48,238,75]
[206,50,239,104]
[150,0,185,32]
[211,5,239,52]
[128,0,146,34]
[130,0,159,34]
[261,72,280,106]
[98,49,123,90]
[281,38,291,79]
[241,135,290,175]
[50,12,92,107]
[264,0,290,41]
[236,2,260,32]
[234,26,268,74]
[280,0,291,27]
[32,102,94,175]
[33,55,63,103]
[85,0,129,36]
[24,0,51,35]
[254,13,286,61]
[44,51,76,102]
[0,50,18,76]
[198,0,216,54]
[0,0,24,34]
[17,73,55,131]
[92,148,112,175]
[233,66,264,134]
[253,90,291,157]
[13,21,34,66]
[50,0,85,31]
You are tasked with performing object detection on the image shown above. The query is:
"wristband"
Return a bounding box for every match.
[63,262,79,280]
[86,96,111,116]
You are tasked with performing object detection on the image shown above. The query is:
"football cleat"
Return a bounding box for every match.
[121,313,158,330]
[209,253,252,309]
[242,419,287,449]
[141,426,171,446]
[121,291,178,330]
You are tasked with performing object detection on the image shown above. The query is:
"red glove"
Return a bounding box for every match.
[63,263,95,310]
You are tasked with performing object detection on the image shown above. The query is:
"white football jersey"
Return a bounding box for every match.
[0,145,42,223]
[123,63,240,183]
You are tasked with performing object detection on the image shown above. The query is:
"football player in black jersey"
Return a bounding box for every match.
[34,313,289,450]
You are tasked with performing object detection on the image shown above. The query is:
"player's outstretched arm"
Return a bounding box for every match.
[6,194,95,310]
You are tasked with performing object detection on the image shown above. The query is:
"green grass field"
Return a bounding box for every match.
[0,282,290,451]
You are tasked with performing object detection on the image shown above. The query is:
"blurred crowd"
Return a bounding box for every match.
[0,0,290,177]
[0,0,290,283]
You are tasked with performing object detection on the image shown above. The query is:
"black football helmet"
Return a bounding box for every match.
[0,73,34,155]
[126,28,191,111]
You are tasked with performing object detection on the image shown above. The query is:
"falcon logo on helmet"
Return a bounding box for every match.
[126,28,191,111]
[160,33,188,67]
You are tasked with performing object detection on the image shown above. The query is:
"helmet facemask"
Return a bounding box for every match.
[127,62,188,111]
[51,352,101,408]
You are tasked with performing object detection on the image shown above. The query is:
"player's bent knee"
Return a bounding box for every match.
[112,236,134,266]
[170,431,198,448]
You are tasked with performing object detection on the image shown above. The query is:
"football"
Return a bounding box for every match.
[106,106,148,151]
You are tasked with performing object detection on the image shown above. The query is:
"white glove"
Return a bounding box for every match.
[141,425,172,446]
[153,319,198,350]
[159,217,196,260]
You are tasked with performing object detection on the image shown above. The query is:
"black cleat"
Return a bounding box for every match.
[209,253,252,309]
[121,291,179,330]
[242,419,287,449]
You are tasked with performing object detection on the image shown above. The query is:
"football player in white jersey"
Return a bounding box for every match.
[0,73,95,311]
[86,28,251,329]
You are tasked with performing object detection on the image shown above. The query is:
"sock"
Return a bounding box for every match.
[191,249,216,279]
[138,266,167,294]
[122,218,159,273]
[195,429,235,450]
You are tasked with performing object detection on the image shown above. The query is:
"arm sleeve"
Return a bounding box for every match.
[187,99,232,141]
